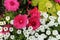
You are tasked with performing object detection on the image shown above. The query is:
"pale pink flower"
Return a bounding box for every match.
[4,0,19,11]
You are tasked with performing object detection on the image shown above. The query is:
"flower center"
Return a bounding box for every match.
[10,1,15,6]
[19,20,23,24]
[31,22,36,26]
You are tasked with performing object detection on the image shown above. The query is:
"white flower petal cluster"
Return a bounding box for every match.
[10,20,14,25]
[5,16,10,21]
[10,35,15,39]
[3,27,8,31]
[52,30,58,36]
[46,30,51,35]
[9,27,13,32]
[4,32,10,39]
[17,30,21,34]
[48,36,58,40]
[0,21,6,25]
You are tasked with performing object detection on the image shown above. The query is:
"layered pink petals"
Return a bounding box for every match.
[29,7,40,19]
[28,17,40,30]
[13,14,28,29]
[4,0,19,11]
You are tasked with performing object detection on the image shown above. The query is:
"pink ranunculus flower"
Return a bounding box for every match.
[13,14,28,29]
[54,0,60,3]
[4,0,19,11]
[29,7,40,19]
[28,17,40,30]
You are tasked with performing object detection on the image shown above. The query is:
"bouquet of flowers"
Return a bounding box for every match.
[0,0,60,40]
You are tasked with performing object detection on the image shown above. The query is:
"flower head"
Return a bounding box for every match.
[29,7,40,19]
[28,17,40,30]
[13,14,28,29]
[4,0,19,11]
[54,0,60,3]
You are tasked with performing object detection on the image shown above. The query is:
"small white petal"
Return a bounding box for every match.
[3,27,8,31]
[9,27,13,32]
[10,35,15,39]
[43,12,48,19]
[35,33,39,37]
[56,34,60,39]
[49,16,56,21]
[5,16,10,21]
[46,30,51,35]
[17,30,21,34]
[40,34,47,38]
[10,20,14,25]
[0,21,5,25]
[54,23,58,27]
[6,32,10,37]
[28,26,33,31]
[52,30,58,36]
[40,19,46,25]
[40,25,45,32]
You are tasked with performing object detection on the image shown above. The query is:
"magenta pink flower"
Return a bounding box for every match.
[13,14,28,29]
[54,0,60,3]
[4,0,19,11]
[28,17,40,30]
[29,7,40,19]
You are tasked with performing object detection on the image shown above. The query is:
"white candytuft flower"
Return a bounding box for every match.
[23,30,29,37]
[52,30,58,36]
[0,21,5,25]
[43,12,48,19]
[3,27,8,31]
[48,36,58,40]
[46,30,51,35]
[40,25,45,32]
[10,35,15,39]
[30,30,35,35]
[9,27,13,32]
[28,26,33,31]
[56,34,60,39]
[10,20,14,25]
[3,21,6,25]
[54,23,58,27]
[40,19,46,25]
[4,32,10,40]
[49,16,56,21]
[17,30,21,34]
[34,33,39,37]
[40,34,47,38]
[47,21,55,27]
[5,32,10,37]
[5,16,10,21]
